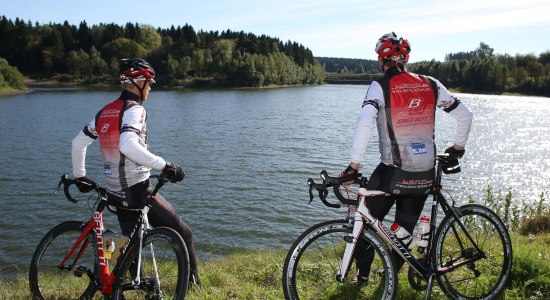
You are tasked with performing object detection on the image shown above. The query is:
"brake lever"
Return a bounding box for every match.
[307,178,315,204]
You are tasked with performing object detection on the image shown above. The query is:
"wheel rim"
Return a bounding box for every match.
[32,224,98,299]
[284,222,395,299]
[114,233,186,299]
[436,208,511,299]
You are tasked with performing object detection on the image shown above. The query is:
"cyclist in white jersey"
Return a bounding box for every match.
[342,32,473,283]
[71,58,200,285]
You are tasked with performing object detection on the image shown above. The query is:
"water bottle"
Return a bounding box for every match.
[102,229,115,260]
[111,235,129,261]
[390,223,414,250]
[416,215,430,250]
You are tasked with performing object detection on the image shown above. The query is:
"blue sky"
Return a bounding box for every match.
[2,0,550,62]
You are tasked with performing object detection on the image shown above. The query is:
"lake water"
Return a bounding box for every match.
[0,85,548,279]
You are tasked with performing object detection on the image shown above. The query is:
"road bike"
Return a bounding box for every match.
[282,154,512,299]
[29,174,190,299]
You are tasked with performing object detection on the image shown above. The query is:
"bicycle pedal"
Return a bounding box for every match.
[73,266,88,277]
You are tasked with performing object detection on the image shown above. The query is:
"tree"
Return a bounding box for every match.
[474,42,494,59]
[0,57,25,89]
[136,24,161,49]
[102,38,147,62]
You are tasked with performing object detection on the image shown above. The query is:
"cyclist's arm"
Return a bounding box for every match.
[119,105,167,171]
[350,81,383,169]
[433,78,473,149]
[72,120,97,178]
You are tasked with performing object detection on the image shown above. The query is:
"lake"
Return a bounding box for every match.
[0,84,548,279]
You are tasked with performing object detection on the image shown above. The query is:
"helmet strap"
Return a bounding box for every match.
[128,78,146,102]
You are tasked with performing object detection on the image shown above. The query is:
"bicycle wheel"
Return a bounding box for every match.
[112,227,189,300]
[433,204,513,299]
[282,219,397,300]
[29,220,99,299]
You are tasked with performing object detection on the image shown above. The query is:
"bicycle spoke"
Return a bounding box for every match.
[283,220,396,300]
[29,221,98,299]
[112,228,188,300]
[434,205,512,299]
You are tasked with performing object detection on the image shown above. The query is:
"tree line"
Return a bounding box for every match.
[315,57,380,74]
[1,15,548,96]
[318,43,549,96]
[0,16,324,87]
[410,42,550,96]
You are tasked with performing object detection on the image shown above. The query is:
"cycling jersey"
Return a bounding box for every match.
[71,89,200,281]
[351,67,473,172]
[72,90,166,191]
[352,66,473,276]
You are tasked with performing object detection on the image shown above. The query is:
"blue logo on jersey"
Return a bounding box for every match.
[103,164,112,175]
[411,143,427,154]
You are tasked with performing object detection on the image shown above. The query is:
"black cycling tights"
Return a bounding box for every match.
[355,193,428,277]
[109,180,199,275]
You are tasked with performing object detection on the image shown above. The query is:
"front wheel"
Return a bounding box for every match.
[282,219,397,300]
[433,204,513,299]
[29,220,99,300]
[111,227,190,300]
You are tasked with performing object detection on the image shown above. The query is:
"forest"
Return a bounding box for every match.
[317,43,550,96]
[0,15,549,96]
[0,16,324,88]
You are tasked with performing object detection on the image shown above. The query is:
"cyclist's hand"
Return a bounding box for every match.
[340,164,359,185]
[162,162,185,183]
[75,176,97,193]
[444,146,465,158]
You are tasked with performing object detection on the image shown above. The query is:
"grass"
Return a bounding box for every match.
[3,232,549,299]
[3,187,549,299]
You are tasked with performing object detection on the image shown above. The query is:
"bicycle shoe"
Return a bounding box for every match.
[356,275,369,286]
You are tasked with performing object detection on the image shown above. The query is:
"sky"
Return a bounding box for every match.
[2,0,550,62]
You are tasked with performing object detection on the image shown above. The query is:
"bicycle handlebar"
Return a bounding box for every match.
[307,171,363,208]
[308,154,462,208]
[57,174,170,204]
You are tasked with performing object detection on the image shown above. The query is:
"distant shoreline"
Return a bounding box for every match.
[1,79,547,98]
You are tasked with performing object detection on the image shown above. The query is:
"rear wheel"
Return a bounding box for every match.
[29,221,99,299]
[433,204,512,299]
[282,219,397,300]
[112,227,189,300]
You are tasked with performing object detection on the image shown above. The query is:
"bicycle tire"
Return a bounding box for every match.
[433,204,513,299]
[282,219,397,300]
[29,220,99,300]
[111,227,190,300]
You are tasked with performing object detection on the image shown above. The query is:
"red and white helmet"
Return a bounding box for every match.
[119,58,156,84]
[375,32,411,63]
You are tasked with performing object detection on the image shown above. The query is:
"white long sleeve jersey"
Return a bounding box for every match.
[350,72,473,171]
[72,96,166,191]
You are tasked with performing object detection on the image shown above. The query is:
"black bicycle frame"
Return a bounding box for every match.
[391,159,486,284]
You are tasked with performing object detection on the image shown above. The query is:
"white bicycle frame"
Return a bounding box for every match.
[336,186,423,282]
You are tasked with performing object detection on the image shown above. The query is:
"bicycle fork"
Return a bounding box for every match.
[336,188,383,282]
[132,206,163,298]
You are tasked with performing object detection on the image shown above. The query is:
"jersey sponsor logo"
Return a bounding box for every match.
[408,98,422,109]
[103,164,112,175]
[100,123,110,133]
[391,82,431,94]
[396,179,433,188]
[411,143,427,154]
[440,99,453,108]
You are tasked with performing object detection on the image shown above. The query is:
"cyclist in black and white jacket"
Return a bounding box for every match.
[71,58,200,285]
[343,32,473,283]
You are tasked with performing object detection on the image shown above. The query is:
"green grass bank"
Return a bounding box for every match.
[2,231,549,299]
